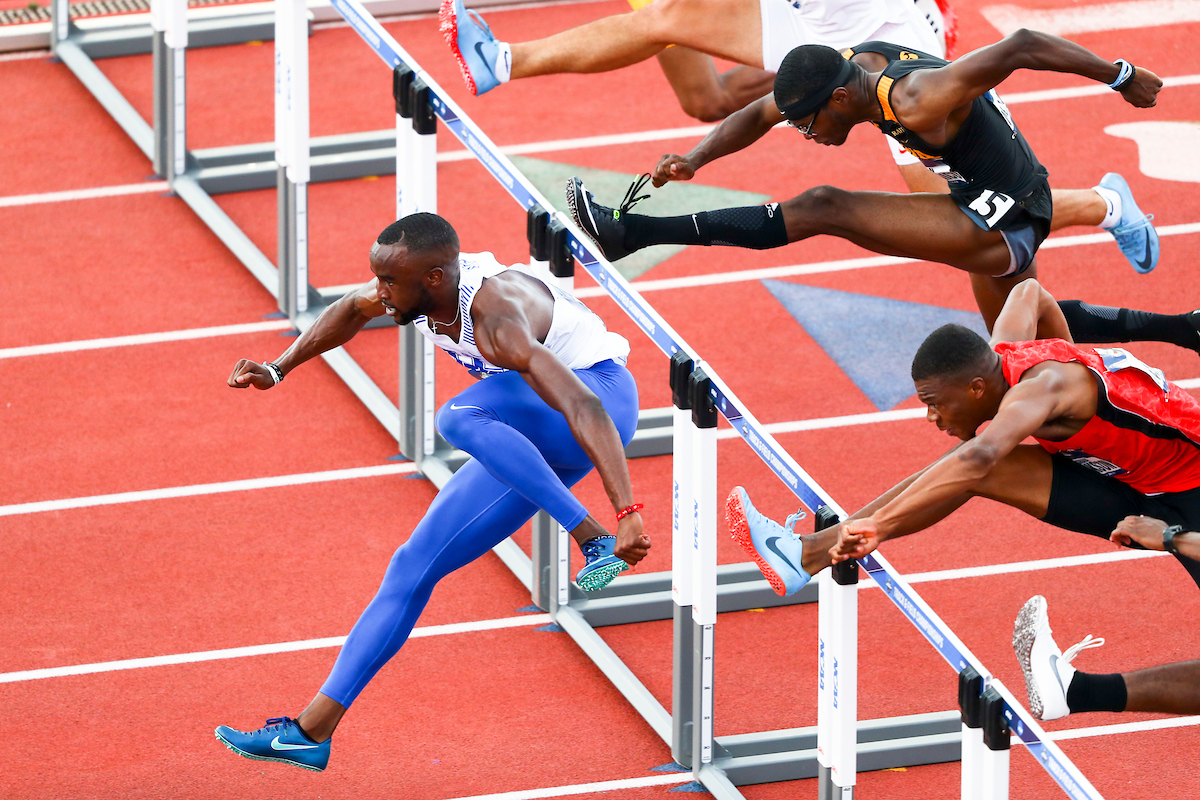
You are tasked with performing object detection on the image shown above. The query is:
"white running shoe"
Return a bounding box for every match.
[1012,595,1105,721]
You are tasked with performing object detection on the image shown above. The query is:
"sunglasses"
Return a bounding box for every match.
[786,104,823,136]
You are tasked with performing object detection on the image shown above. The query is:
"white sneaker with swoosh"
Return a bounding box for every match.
[1012,595,1105,721]
[726,486,811,596]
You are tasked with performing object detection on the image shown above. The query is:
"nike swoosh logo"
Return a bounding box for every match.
[474,42,495,76]
[691,214,700,235]
[449,403,485,411]
[271,736,318,751]
[1136,230,1153,272]
[764,536,802,577]
[1049,655,1068,693]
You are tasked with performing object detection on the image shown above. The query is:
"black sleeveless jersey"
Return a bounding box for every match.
[845,41,1049,205]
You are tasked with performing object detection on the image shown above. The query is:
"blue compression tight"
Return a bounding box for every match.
[320,360,638,707]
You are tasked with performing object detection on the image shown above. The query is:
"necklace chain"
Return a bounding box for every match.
[429,301,461,335]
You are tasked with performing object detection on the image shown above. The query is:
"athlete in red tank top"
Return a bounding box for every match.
[997,338,1200,494]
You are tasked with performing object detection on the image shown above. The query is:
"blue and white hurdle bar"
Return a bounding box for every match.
[43,0,1107,796]
[321,1,1109,798]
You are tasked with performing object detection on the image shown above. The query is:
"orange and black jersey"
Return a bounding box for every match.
[844,41,1049,204]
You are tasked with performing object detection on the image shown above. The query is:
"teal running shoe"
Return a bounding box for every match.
[726,486,811,596]
[1100,172,1159,273]
[439,0,501,96]
[576,534,629,592]
[215,717,330,771]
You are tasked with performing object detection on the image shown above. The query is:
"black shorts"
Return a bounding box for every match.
[952,176,1053,278]
[1042,455,1200,590]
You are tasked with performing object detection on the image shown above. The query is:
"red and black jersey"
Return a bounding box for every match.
[997,339,1200,494]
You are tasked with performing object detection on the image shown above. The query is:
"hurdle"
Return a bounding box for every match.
[46,1,1108,796]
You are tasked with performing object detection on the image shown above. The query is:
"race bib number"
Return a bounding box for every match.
[967,189,1016,228]
[1095,348,1170,393]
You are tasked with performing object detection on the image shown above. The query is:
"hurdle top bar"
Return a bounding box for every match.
[325,2,1105,796]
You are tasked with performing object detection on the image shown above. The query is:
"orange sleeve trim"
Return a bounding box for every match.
[876,75,900,125]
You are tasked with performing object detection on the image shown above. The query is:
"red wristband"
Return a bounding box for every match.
[616,503,644,521]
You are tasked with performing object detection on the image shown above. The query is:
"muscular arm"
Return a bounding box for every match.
[227,281,385,389]
[651,94,784,186]
[837,368,1079,557]
[896,29,1161,135]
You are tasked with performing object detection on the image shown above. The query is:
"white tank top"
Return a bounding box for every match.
[415,252,630,379]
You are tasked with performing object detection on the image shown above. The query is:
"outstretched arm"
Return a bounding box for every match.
[651,94,784,186]
[988,278,1073,346]
[833,371,1070,561]
[227,281,385,389]
[897,28,1162,132]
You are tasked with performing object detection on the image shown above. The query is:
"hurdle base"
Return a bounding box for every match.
[711,711,962,786]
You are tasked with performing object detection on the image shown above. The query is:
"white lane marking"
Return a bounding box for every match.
[0,613,552,684]
[0,462,421,518]
[0,49,51,62]
[444,774,693,800]
[983,0,1200,36]
[1049,715,1200,740]
[895,548,1171,586]
[0,319,293,360]
[0,180,170,208]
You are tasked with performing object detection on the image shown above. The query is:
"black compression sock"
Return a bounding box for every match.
[623,205,789,251]
[1065,670,1127,713]
[1057,300,1200,351]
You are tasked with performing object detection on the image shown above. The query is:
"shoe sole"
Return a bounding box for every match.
[576,559,629,592]
[726,489,787,597]
[214,729,326,772]
[1012,595,1047,720]
[438,0,478,96]
[565,178,603,253]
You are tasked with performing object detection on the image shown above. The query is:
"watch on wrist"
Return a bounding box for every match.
[1163,524,1184,556]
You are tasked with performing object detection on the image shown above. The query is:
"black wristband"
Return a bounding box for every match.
[264,362,284,385]
[1163,524,1184,556]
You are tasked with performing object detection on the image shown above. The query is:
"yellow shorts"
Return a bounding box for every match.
[627,0,654,8]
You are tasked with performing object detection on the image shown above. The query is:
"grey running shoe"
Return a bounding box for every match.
[1012,595,1105,721]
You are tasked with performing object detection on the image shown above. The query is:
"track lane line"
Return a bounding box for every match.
[0,319,294,360]
[0,462,420,518]
[0,613,552,684]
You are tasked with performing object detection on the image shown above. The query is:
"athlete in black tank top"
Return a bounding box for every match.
[566,29,1199,357]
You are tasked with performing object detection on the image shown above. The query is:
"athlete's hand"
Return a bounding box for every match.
[1110,514,1168,550]
[830,518,882,563]
[228,359,276,390]
[1121,67,1162,108]
[651,154,696,187]
[615,513,651,566]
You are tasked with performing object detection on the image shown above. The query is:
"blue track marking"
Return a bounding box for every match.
[761,280,990,411]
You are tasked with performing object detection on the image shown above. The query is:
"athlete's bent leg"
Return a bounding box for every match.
[656,47,775,122]
[299,458,593,741]
[509,0,763,81]
[1122,661,1200,714]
